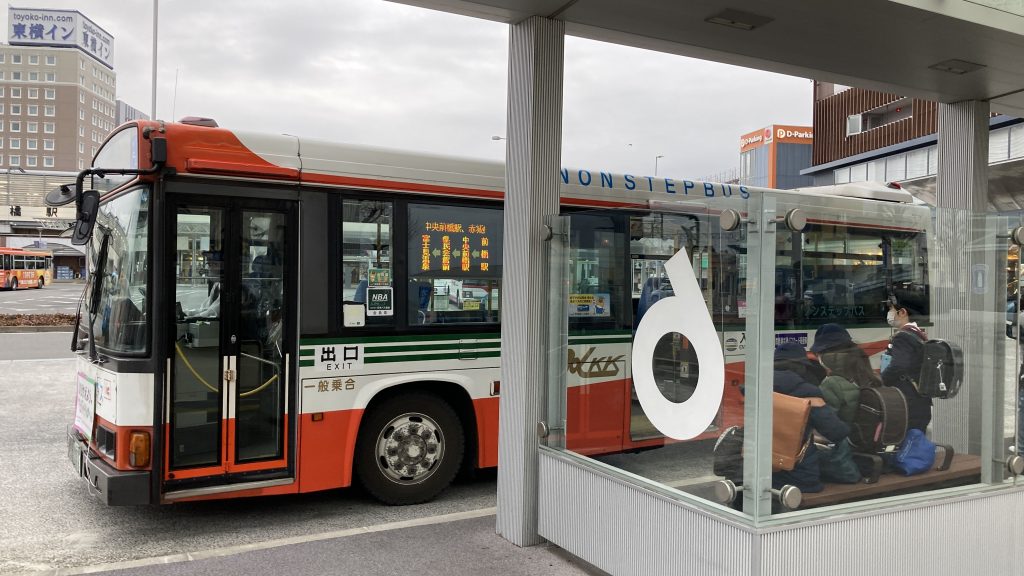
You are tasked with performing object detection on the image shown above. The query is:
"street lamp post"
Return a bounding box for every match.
[655,155,664,176]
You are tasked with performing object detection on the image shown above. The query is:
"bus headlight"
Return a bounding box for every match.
[129,431,151,468]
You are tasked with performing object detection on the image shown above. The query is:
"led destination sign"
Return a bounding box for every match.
[408,203,503,278]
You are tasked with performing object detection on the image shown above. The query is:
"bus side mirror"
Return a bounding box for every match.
[71,190,100,246]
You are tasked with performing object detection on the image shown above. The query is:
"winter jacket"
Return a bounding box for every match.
[772,369,851,493]
[820,374,860,425]
[882,324,932,431]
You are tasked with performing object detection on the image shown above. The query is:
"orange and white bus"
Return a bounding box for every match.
[61,119,930,505]
[0,247,52,290]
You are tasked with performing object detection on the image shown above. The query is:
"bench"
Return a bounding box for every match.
[799,453,981,509]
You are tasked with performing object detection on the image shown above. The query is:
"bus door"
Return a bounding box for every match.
[165,195,297,486]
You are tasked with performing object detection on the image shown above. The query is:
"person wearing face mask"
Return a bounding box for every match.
[881,300,930,431]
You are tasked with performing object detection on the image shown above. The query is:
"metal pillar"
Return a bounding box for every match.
[495,15,564,547]
[933,101,1000,480]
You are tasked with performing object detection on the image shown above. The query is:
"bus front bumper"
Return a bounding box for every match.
[67,430,150,506]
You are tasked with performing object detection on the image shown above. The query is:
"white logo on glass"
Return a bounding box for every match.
[631,249,725,440]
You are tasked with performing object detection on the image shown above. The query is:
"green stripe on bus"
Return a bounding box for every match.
[364,350,502,363]
[366,341,501,354]
[568,337,631,345]
[299,359,315,367]
[301,331,500,346]
[299,349,314,357]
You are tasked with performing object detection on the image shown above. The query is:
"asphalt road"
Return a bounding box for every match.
[0,350,500,576]
[0,282,84,315]
[0,331,76,360]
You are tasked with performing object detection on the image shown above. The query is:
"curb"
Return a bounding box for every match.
[0,325,73,333]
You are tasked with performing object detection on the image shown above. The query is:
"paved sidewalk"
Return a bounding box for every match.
[40,510,606,576]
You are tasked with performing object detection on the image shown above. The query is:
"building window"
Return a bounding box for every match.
[43,139,53,150]
[28,55,38,65]
[45,55,55,65]
[9,155,20,167]
[79,109,85,120]
[28,72,37,81]
[78,142,84,153]
[12,54,21,64]
[0,54,5,64]
[78,158,84,170]
[44,106,54,117]
[9,122,19,133]
[80,59,85,70]
[79,93,85,104]
[11,71,21,81]
[26,139,36,150]
[10,138,20,149]
[44,89,54,100]
[11,88,20,98]
[45,72,54,82]
[0,138,5,149]
[27,88,37,99]
[44,123,54,133]
[77,126,83,137]
[27,105,37,116]
[26,122,36,133]
[0,88,5,98]
[25,156,36,167]
[43,156,53,167]
[10,105,20,116]
[0,104,4,115]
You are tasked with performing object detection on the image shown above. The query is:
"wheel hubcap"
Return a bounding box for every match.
[375,412,444,485]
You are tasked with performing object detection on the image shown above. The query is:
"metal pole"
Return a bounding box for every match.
[655,154,664,176]
[151,0,159,119]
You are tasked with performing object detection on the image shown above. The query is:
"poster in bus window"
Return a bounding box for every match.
[568,293,610,318]
[367,287,393,316]
[368,268,391,288]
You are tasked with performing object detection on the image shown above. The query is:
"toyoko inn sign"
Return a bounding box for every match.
[8,7,114,69]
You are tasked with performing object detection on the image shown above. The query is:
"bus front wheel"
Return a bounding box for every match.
[355,393,464,505]
[37,277,43,289]
[9,278,16,290]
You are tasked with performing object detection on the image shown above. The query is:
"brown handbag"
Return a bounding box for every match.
[772,392,826,472]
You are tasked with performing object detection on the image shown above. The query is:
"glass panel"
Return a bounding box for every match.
[906,149,928,179]
[86,187,150,353]
[236,210,286,462]
[1010,125,1024,159]
[171,206,224,469]
[886,154,906,181]
[850,163,867,183]
[407,203,503,325]
[990,127,1011,163]
[341,199,393,327]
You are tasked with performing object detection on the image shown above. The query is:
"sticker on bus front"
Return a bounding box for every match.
[73,372,96,441]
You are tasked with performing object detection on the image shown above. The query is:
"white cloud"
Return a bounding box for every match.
[2,0,811,179]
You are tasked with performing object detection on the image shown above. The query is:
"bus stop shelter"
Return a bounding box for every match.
[391,2,1024,574]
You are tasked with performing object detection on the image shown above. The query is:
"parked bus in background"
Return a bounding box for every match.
[0,247,53,289]
[59,119,929,506]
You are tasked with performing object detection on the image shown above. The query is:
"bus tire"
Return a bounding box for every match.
[9,278,16,290]
[355,393,464,505]
[37,277,43,289]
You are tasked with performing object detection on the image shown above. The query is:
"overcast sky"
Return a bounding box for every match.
[4,0,812,179]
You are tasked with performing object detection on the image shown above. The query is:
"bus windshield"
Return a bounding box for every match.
[92,126,139,192]
[78,186,150,354]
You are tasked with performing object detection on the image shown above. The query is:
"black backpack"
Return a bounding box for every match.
[915,339,963,399]
[850,386,908,453]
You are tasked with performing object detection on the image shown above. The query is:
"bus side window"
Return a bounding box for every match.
[340,199,393,328]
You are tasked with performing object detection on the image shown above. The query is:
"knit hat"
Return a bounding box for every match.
[774,341,808,361]
[810,323,853,353]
